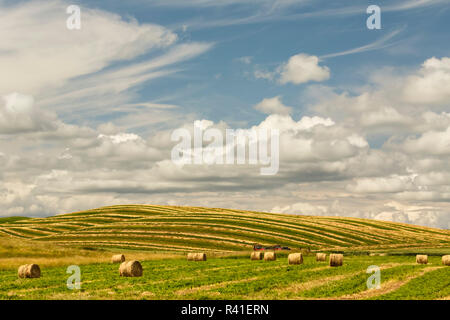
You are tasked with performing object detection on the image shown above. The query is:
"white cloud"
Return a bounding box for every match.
[272,202,329,215]
[254,69,275,81]
[278,54,330,85]
[253,54,330,85]
[236,56,253,64]
[0,0,212,129]
[0,0,177,95]
[0,93,58,134]
[402,57,450,105]
[399,127,450,156]
[254,96,292,115]
[0,3,449,231]
[347,175,416,193]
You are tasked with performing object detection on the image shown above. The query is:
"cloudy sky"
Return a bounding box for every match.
[1,0,449,229]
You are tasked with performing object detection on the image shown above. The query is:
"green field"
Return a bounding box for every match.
[0,205,449,300]
[0,255,449,300]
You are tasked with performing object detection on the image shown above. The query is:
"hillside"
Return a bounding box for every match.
[0,205,449,253]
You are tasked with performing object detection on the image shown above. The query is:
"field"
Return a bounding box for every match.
[0,205,449,300]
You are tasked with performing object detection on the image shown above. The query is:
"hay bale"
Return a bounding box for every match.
[416,255,428,264]
[442,255,450,266]
[288,253,303,265]
[111,254,125,264]
[250,252,263,260]
[187,253,195,261]
[187,253,207,261]
[316,253,327,261]
[18,264,41,279]
[264,252,276,261]
[195,253,207,261]
[329,254,343,267]
[119,260,143,277]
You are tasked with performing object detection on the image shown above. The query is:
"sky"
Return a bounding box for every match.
[0,0,449,229]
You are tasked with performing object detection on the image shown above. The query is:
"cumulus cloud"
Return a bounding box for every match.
[253,54,330,85]
[403,57,450,105]
[1,100,448,228]
[0,93,58,134]
[399,127,450,156]
[347,175,416,193]
[0,2,448,230]
[254,96,292,115]
[278,54,330,85]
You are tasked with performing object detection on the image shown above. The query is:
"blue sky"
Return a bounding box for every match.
[0,0,449,228]
[65,0,450,129]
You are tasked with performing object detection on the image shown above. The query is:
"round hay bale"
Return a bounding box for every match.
[329,254,343,267]
[111,254,125,264]
[288,253,303,265]
[187,253,195,261]
[18,264,41,279]
[250,252,263,260]
[316,253,327,261]
[442,255,450,266]
[416,255,428,265]
[119,260,143,277]
[264,252,276,261]
[187,253,207,261]
[195,253,207,261]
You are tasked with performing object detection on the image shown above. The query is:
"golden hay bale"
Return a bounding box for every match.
[416,255,428,265]
[288,253,303,265]
[250,252,263,260]
[187,253,196,261]
[187,253,207,261]
[329,254,343,267]
[119,260,143,277]
[264,252,276,261]
[18,264,41,279]
[195,253,207,261]
[442,255,450,266]
[111,254,125,264]
[316,253,327,261]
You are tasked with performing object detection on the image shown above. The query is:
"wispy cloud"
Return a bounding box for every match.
[320,29,404,59]
[160,0,448,30]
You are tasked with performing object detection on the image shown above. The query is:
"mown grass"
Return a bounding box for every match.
[0,205,448,300]
[0,255,448,300]
[1,205,449,253]
[0,236,182,270]
[373,267,450,300]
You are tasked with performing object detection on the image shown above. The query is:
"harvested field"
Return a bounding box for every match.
[0,205,448,300]
[0,255,448,300]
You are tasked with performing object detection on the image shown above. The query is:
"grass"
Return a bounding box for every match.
[0,204,448,300]
[0,205,448,253]
[0,255,448,300]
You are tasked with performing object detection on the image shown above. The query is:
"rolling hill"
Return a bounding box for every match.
[0,205,449,253]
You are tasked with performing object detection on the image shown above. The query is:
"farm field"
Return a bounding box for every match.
[0,255,449,300]
[0,205,449,253]
[0,205,449,300]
